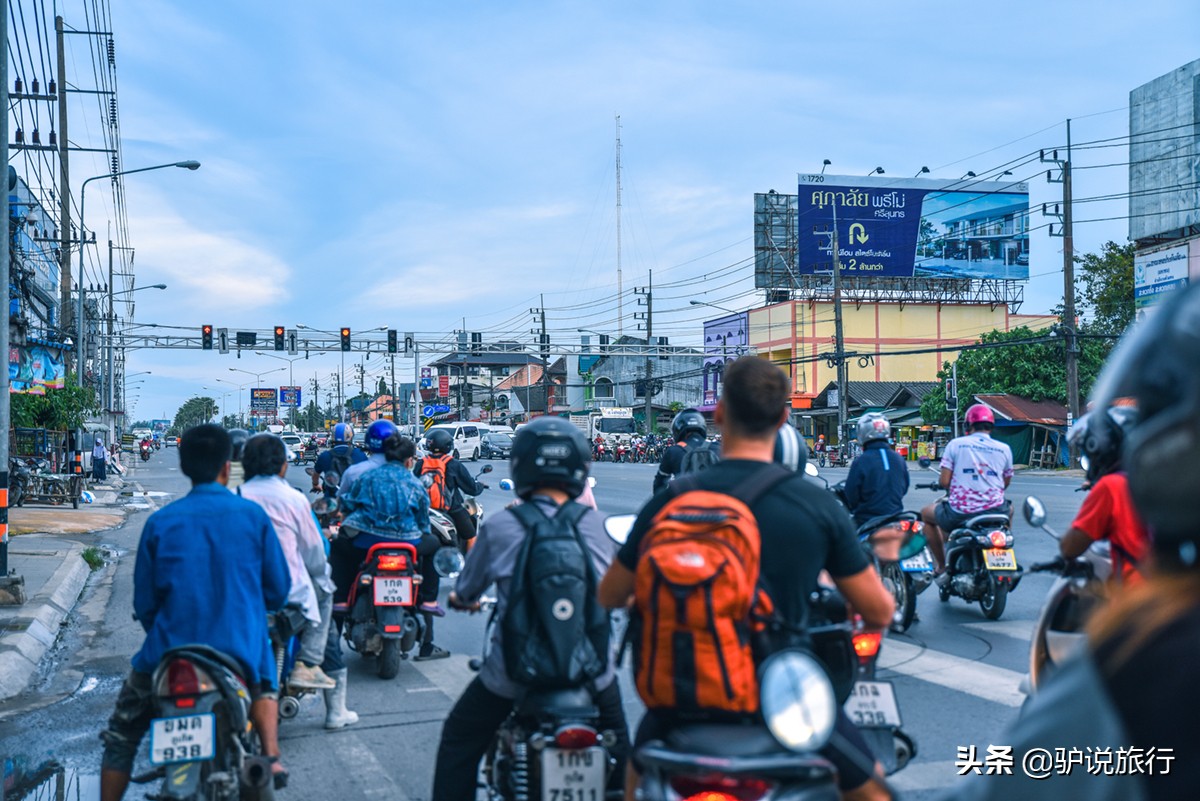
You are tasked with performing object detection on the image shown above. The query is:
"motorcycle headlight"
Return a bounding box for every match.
[759,650,836,752]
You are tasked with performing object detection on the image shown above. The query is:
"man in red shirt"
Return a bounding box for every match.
[1059,407,1148,585]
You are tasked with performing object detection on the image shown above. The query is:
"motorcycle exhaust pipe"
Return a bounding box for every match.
[241,756,277,800]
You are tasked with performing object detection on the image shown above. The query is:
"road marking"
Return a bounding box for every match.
[879,640,1025,707]
[407,653,477,699]
[329,733,411,800]
[961,619,1035,643]
[889,760,964,792]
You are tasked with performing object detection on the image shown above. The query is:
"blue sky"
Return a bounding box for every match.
[84,0,1200,421]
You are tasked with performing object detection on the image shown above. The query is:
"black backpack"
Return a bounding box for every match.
[679,441,720,476]
[502,501,610,689]
[329,447,352,480]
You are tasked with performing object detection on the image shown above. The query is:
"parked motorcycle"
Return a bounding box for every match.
[8,457,29,507]
[128,645,277,800]
[1020,495,1110,695]
[915,480,1023,620]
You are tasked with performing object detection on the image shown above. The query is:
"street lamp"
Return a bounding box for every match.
[914,166,930,177]
[216,378,252,426]
[295,324,386,422]
[229,366,285,429]
[689,299,742,316]
[820,159,831,174]
[254,352,307,426]
[867,167,885,177]
[203,386,231,424]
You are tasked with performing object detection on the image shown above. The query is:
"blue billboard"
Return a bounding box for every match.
[795,175,1031,280]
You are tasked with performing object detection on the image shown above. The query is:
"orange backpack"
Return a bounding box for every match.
[420,454,452,510]
[632,465,792,715]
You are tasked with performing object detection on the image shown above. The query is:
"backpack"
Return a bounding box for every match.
[678,440,720,476]
[632,465,792,715]
[502,501,609,689]
[329,447,352,481]
[419,454,452,510]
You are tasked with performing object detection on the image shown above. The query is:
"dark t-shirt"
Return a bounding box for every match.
[618,459,868,626]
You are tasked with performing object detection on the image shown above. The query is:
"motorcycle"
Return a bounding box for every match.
[268,604,317,720]
[128,645,277,800]
[1020,495,1110,695]
[915,479,1023,620]
[613,442,630,463]
[8,457,29,507]
[423,465,493,553]
[304,467,340,530]
[140,443,153,462]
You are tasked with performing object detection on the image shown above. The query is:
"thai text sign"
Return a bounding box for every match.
[250,387,277,412]
[279,386,302,408]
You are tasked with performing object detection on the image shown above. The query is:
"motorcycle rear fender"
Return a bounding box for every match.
[159,760,205,799]
[375,605,408,638]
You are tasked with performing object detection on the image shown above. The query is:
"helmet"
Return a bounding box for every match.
[1089,283,1200,567]
[364,419,399,453]
[426,428,453,455]
[332,423,353,444]
[773,424,808,473]
[856,412,891,444]
[818,434,825,441]
[228,428,249,461]
[510,417,591,500]
[1067,406,1138,484]
[671,408,707,442]
[965,404,995,428]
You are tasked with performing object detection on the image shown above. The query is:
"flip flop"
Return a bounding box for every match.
[414,645,450,661]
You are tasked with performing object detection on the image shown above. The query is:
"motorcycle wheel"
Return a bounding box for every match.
[378,638,402,679]
[48,482,69,506]
[881,562,916,632]
[937,578,950,603]
[980,574,1008,620]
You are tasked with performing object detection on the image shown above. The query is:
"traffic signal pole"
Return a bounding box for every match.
[0,9,16,592]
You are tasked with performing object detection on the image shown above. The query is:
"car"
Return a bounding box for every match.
[480,432,513,460]
[164,436,179,447]
[1015,252,1029,266]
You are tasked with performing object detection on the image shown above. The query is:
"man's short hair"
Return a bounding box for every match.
[970,421,995,433]
[720,355,790,437]
[383,434,416,463]
[242,434,287,479]
[179,424,232,484]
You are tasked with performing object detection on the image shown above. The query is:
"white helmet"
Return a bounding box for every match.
[856,412,890,444]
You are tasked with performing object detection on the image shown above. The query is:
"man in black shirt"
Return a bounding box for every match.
[652,408,719,493]
[600,355,895,801]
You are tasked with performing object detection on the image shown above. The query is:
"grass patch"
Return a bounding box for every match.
[81,546,106,571]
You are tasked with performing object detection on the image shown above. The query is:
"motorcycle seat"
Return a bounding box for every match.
[160,644,248,683]
[962,513,1010,530]
[516,687,598,718]
[665,723,790,758]
[854,513,905,538]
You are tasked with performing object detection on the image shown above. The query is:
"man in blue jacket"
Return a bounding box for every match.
[844,413,909,528]
[100,424,292,800]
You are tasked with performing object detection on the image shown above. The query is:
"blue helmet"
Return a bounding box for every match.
[364,419,399,453]
[332,422,353,444]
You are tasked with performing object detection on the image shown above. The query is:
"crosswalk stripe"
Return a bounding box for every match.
[329,732,411,800]
[961,619,1035,643]
[879,640,1026,707]
[405,653,478,698]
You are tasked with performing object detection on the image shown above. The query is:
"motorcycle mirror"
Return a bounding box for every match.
[918,457,931,468]
[313,498,329,515]
[325,472,341,488]
[587,476,597,488]
[1079,454,1090,473]
[1023,496,1047,528]
[481,464,494,474]
[604,514,636,545]
[804,462,819,477]
[498,478,515,492]
[760,649,837,753]
[304,467,316,476]
[433,547,465,579]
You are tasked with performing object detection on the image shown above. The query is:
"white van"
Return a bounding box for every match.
[426,423,484,461]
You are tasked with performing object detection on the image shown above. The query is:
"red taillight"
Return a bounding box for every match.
[175,697,196,709]
[989,530,1007,548]
[162,659,216,697]
[553,725,598,749]
[377,553,408,572]
[669,774,774,801]
[853,631,883,663]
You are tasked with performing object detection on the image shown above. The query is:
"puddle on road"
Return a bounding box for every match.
[2,759,98,801]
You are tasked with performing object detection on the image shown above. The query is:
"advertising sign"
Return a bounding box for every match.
[279,386,302,408]
[152,419,171,432]
[250,387,278,412]
[437,375,450,398]
[9,343,66,394]
[700,312,748,411]
[1134,244,1189,312]
[795,175,1031,280]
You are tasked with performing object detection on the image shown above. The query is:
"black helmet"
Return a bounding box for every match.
[426,428,453,455]
[1067,407,1138,484]
[671,408,707,442]
[228,428,250,462]
[510,417,591,500]
[1089,282,1200,569]
[773,424,808,473]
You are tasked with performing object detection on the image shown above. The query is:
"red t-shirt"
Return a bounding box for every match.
[1070,472,1149,585]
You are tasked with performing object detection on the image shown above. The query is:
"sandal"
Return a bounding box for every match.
[414,645,450,661]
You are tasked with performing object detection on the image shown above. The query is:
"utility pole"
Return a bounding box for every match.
[831,208,848,448]
[615,115,624,337]
[106,240,114,442]
[56,16,72,361]
[530,298,548,417]
[1042,121,1080,464]
[412,339,420,431]
[390,354,397,423]
[1,4,19,592]
[635,271,654,434]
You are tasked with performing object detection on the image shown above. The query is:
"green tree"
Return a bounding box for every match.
[11,378,99,430]
[172,396,219,432]
[1076,241,1135,337]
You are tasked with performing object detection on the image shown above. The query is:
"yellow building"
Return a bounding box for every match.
[747,300,1056,406]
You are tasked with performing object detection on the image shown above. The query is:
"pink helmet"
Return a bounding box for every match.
[965,404,994,426]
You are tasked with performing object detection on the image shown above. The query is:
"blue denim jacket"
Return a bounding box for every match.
[339,462,431,542]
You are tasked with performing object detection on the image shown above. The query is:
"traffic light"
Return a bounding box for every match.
[387,329,398,353]
[274,326,285,351]
[945,377,958,411]
[201,324,213,350]
[340,327,351,352]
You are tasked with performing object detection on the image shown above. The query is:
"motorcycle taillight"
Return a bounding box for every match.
[553,724,598,749]
[669,774,774,801]
[377,553,409,572]
[988,530,1008,548]
[852,630,883,664]
[157,658,217,697]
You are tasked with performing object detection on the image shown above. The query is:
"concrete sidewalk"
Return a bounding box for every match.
[0,536,94,701]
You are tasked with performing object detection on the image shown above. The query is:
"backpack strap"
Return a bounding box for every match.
[729,463,798,507]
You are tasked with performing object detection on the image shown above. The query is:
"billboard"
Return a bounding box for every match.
[250,387,278,413]
[794,175,1031,280]
[700,313,748,411]
[279,386,302,408]
[9,343,66,394]
[1134,244,1190,313]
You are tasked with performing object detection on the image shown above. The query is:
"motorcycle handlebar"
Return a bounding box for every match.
[915,481,942,490]
[1030,558,1067,573]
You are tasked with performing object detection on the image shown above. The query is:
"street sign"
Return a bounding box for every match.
[421,367,432,379]
[422,405,435,417]
[404,332,415,355]
[438,375,449,398]
[280,386,302,408]
[432,404,451,414]
[250,387,277,412]
[420,378,433,389]
[422,416,434,431]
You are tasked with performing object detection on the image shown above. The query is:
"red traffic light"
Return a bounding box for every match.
[274,326,284,336]
[202,325,212,334]
[340,328,350,337]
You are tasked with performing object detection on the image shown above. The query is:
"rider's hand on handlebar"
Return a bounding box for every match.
[448,591,481,614]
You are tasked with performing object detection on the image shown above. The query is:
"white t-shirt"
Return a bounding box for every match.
[941,432,1013,513]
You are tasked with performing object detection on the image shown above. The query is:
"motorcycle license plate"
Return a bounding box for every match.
[901,550,933,572]
[540,746,606,801]
[844,681,902,728]
[373,576,413,606]
[984,548,1018,571]
[149,714,215,765]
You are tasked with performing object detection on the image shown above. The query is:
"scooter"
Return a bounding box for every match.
[304,467,340,530]
[1020,495,1111,695]
[916,479,1023,620]
[268,604,317,720]
[336,540,424,679]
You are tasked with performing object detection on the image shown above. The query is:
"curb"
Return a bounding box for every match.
[0,543,92,702]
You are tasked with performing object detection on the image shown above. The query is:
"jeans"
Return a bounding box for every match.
[298,583,333,667]
[432,677,630,801]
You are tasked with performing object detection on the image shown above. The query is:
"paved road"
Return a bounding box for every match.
[0,452,1088,800]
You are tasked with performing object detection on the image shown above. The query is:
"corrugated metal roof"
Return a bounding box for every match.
[974,394,1068,426]
[814,381,941,410]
